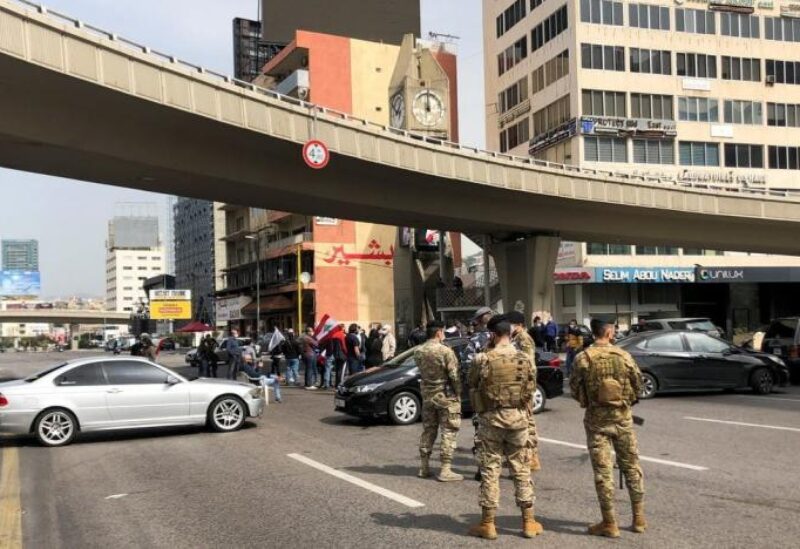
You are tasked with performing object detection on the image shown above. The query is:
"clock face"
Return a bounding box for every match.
[390,93,405,128]
[412,90,445,127]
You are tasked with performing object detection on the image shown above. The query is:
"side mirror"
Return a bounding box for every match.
[166,375,181,385]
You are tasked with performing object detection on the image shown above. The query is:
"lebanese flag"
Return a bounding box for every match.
[313,314,342,344]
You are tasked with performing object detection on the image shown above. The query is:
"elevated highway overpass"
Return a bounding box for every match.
[0,310,129,325]
[1,0,799,311]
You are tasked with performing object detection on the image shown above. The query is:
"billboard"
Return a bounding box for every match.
[0,270,41,296]
[149,289,191,320]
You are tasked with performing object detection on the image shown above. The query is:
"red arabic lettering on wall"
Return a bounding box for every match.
[323,239,395,266]
[553,270,592,282]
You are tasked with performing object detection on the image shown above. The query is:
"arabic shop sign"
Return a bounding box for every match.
[599,267,696,283]
[322,239,395,266]
[579,117,677,137]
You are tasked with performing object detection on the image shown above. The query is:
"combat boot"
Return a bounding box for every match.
[437,460,464,482]
[418,455,431,478]
[521,506,544,538]
[632,501,647,533]
[529,452,541,472]
[588,509,620,538]
[468,508,498,540]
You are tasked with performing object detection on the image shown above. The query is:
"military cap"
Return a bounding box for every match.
[486,314,507,330]
[471,306,493,322]
[505,310,526,325]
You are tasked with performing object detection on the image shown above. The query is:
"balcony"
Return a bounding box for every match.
[266,210,293,223]
[263,232,312,252]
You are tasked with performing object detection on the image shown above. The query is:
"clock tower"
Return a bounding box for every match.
[388,34,451,139]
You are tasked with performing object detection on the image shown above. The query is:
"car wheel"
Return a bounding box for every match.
[639,373,658,399]
[532,386,547,414]
[750,368,774,395]
[388,392,421,425]
[34,408,78,447]
[208,396,246,432]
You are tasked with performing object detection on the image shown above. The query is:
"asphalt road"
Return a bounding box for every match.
[1,351,799,548]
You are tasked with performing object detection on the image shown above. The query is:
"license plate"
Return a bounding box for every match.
[773,348,782,355]
[334,398,345,408]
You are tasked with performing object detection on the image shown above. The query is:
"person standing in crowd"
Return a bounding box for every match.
[365,328,384,367]
[570,318,646,538]
[544,318,558,352]
[407,324,426,347]
[529,316,545,349]
[282,329,301,385]
[380,324,396,361]
[467,307,494,481]
[298,327,318,390]
[346,324,363,375]
[227,330,243,380]
[468,316,541,540]
[329,325,348,387]
[197,334,218,378]
[507,311,541,473]
[565,319,584,378]
[416,321,463,482]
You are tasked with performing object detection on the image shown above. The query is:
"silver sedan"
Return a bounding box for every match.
[0,356,264,446]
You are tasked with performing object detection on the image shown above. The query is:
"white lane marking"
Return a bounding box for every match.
[104,493,128,500]
[287,453,424,508]
[684,416,800,433]
[539,437,709,471]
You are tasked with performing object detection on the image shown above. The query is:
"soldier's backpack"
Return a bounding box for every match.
[585,349,626,407]
[482,350,534,409]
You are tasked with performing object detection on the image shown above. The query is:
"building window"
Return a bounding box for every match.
[723,143,763,168]
[545,49,569,85]
[675,8,715,35]
[531,5,568,52]
[499,118,530,153]
[497,0,527,38]
[679,141,720,166]
[122,266,132,271]
[723,100,763,125]
[638,284,679,304]
[721,56,760,82]
[628,3,670,30]
[766,59,800,85]
[720,12,759,38]
[580,0,623,26]
[768,146,800,170]
[581,43,625,71]
[767,103,800,127]
[677,53,717,78]
[497,35,528,76]
[587,243,632,255]
[630,48,671,75]
[631,93,674,119]
[636,246,678,255]
[498,77,529,114]
[582,89,626,117]
[532,94,570,136]
[765,16,800,42]
[678,96,719,122]
[632,139,674,164]
[584,136,627,162]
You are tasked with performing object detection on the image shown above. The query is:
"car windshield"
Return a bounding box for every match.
[765,319,798,339]
[24,362,69,382]
[384,348,417,368]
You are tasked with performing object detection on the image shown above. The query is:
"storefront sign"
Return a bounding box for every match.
[579,117,676,137]
[557,242,577,266]
[150,289,191,301]
[696,267,800,283]
[215,295,252,322]
[529,118,577,154]
[150,300,192,320]
[599,267,696,283]
[709,0,755,13]
[781,3,800,17]
[677,171,766,186]
[553,269,593,284]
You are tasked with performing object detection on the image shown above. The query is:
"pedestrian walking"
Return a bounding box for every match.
[468,316,541,540]
[570,318,646,538]
[226,330,243,380]
[380,324,396,361]
[416,321,463,482]
[507,310,541,473]
[345,324,363,375]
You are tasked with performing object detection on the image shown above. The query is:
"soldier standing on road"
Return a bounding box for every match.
[570,318,647,538]
[506,311,541,473]
[467,306,493,481]
[468,316,542,540]
[415,320,464,483]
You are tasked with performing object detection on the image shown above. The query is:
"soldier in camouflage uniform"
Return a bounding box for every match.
[415,320,464,482]
[570,318,646,538]
[467,316,543,540]
[507,311,541,472]
[466,307,493,481]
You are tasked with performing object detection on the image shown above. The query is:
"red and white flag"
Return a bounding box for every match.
[313,314,342,344]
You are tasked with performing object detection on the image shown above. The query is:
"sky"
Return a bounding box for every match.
[0,0,484,298]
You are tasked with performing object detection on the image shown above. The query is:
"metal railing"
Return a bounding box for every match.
[7,0,800,201]
[436,284,501,310]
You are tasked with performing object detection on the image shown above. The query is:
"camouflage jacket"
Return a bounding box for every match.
[414,339,461,403]
[570,343,643,423]
[512,329,536,366]
[470,342,533,430]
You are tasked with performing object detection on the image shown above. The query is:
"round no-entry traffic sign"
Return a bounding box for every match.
[302,139,330,169]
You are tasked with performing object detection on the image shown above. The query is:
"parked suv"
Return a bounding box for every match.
[628,317,722,339]
[761,317,800,383]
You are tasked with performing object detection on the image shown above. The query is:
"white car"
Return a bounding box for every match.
[0,357,264,446]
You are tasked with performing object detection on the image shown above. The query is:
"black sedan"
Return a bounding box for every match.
[334,337,564,425]
[618,330,790,399]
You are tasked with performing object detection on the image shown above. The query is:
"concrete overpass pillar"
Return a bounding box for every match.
[493,236,561,320]
[70,324,80,351]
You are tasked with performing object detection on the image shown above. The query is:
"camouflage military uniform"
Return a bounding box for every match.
[467,329,491,451]
[512,329,539,466]
[569,343,645,518]
[469,343,535,510]
[415,339,462,464]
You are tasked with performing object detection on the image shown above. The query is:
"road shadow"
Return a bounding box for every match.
[370,511,587,538]
[318,415,383,429]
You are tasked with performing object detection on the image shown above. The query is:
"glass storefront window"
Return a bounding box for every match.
[637,284,679,304]
[588,284,630,305]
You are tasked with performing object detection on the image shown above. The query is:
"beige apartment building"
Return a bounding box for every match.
[484,0,800,334]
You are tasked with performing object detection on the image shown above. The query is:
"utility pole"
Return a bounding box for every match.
[297,243,303,332]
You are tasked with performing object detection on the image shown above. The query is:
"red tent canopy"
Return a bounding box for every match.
[176,321,213,333]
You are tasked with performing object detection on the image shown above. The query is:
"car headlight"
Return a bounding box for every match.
[353,383,384,394]
[766,355,786,367]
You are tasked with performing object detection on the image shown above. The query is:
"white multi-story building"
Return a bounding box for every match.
[483,0,800,334]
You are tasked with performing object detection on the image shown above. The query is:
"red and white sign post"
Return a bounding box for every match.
[302,139,330,169]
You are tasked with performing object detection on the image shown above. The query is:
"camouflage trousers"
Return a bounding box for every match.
[527,404,538,459]
[476,419,534,509]
[584,418,644,514]
[419,400,461,462]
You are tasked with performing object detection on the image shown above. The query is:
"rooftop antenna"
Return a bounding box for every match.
[428,31,460,43]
